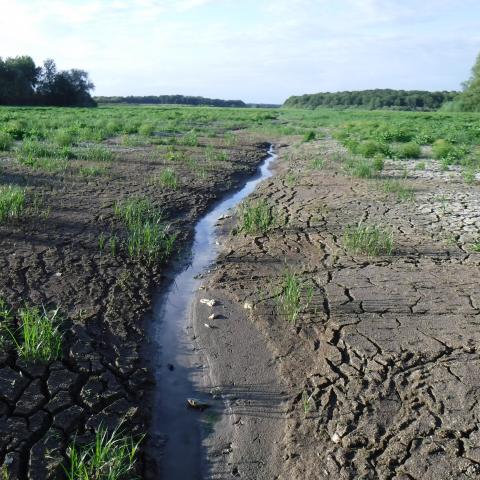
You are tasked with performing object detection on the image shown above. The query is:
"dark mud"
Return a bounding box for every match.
[0,136,268,479]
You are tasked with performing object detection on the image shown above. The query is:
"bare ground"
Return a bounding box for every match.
[195,137,480,480]
[0,136,268,479]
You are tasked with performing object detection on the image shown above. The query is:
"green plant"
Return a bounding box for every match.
[0,185,25,222]
[415,161,426,171]
[138,123,155,137]
[462,168,476,184]
[240,200,275,234]
[0,131,14,151]
[471,241,480,252]
[310,157,325,169]
[351,159,374,178]
[109,235,118,256]
[79,166,107,177]
[181,130,198,146]
[372,154,385,172]
[64,424,143,480]
[382,179,415,202]
[115,198,176,262]
[344,223,394,256]
[77,146,114,162]
[302,391,314,418]
[53,129,76,147]
[303,130,316,142]
[7,305,62,362]
[395,142,421,159]
[276,272,313,324]
[98,233,106,251]
[155,169,179,189]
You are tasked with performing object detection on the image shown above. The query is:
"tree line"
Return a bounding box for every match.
[0,56,96,107]
[95,95,246,108]
[283,89,458,111]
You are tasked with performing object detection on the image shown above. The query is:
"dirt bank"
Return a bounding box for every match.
[196,137,480,479]
[0,135,268,479]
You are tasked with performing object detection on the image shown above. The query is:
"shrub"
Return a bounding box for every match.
[357,140,384,158]
[372,154,385,171]
[395,142,421,159]
[53,129,76,147]
[138,123,155,137]
[303,131,316,142]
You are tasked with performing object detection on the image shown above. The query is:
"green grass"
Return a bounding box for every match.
[0,131,13,151]
[276,272,313,324]
[381,179,415,201]
[239,200,276,234]
[415,161,426,171]
[310,157,325,169]
[303,130,316,142]
[394,142,421,159]
[7,305,62,362]
[154,169,179,189]
[114,198,176,262]
[79,166,107,177]
[76,146,114,162]
[64,424,142,480]
[0,185,26,222]
[344,223,394,256]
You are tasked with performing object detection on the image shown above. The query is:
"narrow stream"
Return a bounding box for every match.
[150,145,276,479]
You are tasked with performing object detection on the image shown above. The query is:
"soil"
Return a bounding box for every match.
[0,135,269,479]
[194,137,480,480]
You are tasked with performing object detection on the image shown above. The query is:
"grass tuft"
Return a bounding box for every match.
[276,272,313,324]
[239,200,276,235]
[64,424,143,480]
[344,223,394,256]
[0,185,26,222]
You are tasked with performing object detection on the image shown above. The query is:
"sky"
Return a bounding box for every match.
[1,0,480,103]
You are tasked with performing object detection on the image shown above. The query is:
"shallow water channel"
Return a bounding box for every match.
[150,145,277,479]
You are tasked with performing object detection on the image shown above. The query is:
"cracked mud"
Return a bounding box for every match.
[201,138,480,480]
[0,136,268,479]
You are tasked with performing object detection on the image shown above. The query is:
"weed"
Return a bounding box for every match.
[285,172,299,186]
[109,235,118,256]
[471,241,480,253]
[276,272,313,324]
[98,233,106,251]
[395,142,421,159]
[372,154,385,172]
[303,131,316,142]
[462,168,476,184]
[53,129,76,147]
[77,146,114,162]
[0,185,25,222]
[0,132,13,151]
[181,130,198,147]
[344,223,394,256]
[310,157,325,169]
[154,169,179,189]
[302,391,314,418]
[79,166,107,177]
[7,305,62,362]
[415,161,426,171]
[138,123,155,137]
[382,179,415,202]
[115,198,176,262]
[64,424,143,480]
[239,200,276,235]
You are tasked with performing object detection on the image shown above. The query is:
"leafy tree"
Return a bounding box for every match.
[458,53,480,112]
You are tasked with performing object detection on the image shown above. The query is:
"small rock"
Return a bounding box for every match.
[331,432,341,443]
[208,314,220,320]
[187,398,210,410]
[54,272,62,277]
[243,301,253,310]
[200,298,216,307]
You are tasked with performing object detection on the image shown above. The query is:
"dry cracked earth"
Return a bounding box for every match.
[0,135,268,479]
[205,138,480,480]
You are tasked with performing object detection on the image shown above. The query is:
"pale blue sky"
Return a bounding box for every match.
[1,0,479,103]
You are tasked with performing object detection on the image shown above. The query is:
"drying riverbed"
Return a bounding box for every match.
[196,137,480,479]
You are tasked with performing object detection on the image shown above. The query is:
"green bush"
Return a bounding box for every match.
[395,142,421,159]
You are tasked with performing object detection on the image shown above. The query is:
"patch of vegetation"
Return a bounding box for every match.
[381,179,415,201]
[394,142,421,159]
[114,198,176,263]
[7,305,62,362]
[344,223,394,256]
[0,185,26,222]
[303,130,316,142]
[153,169,179,189]
[76,146,114,162]
[276,272,313,324]
[64,424,143,480]
[239,200,276,235]
[0,132,13,151]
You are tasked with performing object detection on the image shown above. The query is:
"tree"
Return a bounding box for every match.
[459,53,480,112]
